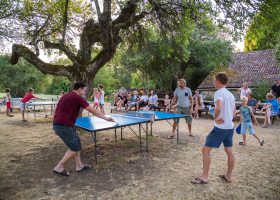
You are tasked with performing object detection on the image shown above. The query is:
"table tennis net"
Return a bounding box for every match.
[111,109,155,121]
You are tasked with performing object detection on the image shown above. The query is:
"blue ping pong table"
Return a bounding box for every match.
[75,112,154,164]
[131,111,188,143]
[27,101,58,120]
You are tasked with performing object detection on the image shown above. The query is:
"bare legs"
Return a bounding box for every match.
[241,134,263,145]
[201,146,212,181]
[54,150,86,174]
[194,146,234,183]
[263,108,271,126]
[224,147,235,182]
[171,122,193,137]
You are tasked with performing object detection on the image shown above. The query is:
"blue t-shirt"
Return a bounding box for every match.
[266,99,279,114]
[240,106,252,123]
[131,95,138,103]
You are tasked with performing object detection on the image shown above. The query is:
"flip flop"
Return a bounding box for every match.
[219,175,232,183]
[76,165,92,172]
[239,142,246,145]
[167,135,175,139]
[191,177,208,184]
[189,134,195,137]
[260,140,264,146]
[53,169,70,177]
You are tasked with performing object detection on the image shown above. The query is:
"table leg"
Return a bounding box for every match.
[139,124,142,152]
[146,123,148,152]
[177,122,179,144]
[34,105,36,120]
[115,128,117,142]
[90,132,97,164]
[150,122,153,136]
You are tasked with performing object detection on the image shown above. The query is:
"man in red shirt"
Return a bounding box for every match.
[53,82,114,176]
[20,88,37,121]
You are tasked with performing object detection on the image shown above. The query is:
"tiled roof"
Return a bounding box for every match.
[198,49,280,89]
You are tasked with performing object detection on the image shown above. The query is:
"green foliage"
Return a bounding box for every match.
[254,80,272,102]
[121,12,232,91]
[0,55,48,96]
[45,76,71,95]
[244,0,280,51]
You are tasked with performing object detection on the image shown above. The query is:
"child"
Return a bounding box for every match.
[5,88,13,117]
[20,88,37,121]
[127,91,139,111]
[98,84,105,114]
[239,97,264,146]
[91,88,100,110]
[164,94,171,112]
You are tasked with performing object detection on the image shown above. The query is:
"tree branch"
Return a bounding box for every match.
[92,0,101,19]
[102,0,112,21]
[78,19,101,63]
[44,41,81,65]
[112,0,140,28]
[11,44,73,79]
[61,0,69,43]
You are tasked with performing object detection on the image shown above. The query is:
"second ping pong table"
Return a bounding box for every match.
[27,101,58,120]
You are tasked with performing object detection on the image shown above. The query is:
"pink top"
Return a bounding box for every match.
[21,93,36,103]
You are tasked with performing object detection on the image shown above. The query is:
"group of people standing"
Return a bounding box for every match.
[90,84,105,114]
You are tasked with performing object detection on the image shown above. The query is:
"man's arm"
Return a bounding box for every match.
[214,99,224,124]
[85,106,114,121]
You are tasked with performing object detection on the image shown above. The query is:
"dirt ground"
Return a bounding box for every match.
[0,105,279,200]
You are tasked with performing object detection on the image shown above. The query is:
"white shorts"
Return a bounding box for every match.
[20,102,26,111]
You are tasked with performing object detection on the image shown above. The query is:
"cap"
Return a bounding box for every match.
[275,77,280,81]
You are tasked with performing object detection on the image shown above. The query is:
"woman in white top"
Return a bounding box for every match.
[144,90,158,111]
[238,82,252,100]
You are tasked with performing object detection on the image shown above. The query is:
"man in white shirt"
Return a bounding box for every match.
[136,90,149,111]
[192,72,236,184]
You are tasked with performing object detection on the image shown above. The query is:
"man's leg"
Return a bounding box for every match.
[74,152,89,171]
[54,150,77,173]
[187,123,193,136]
[224,147,235,182]
[172,122,178,135]
[201,146,212,181]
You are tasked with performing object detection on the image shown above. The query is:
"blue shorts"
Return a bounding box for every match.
[100,103,104,107]
[205,127,234,148]
[53,124,82,152]
[241,122,255,135]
